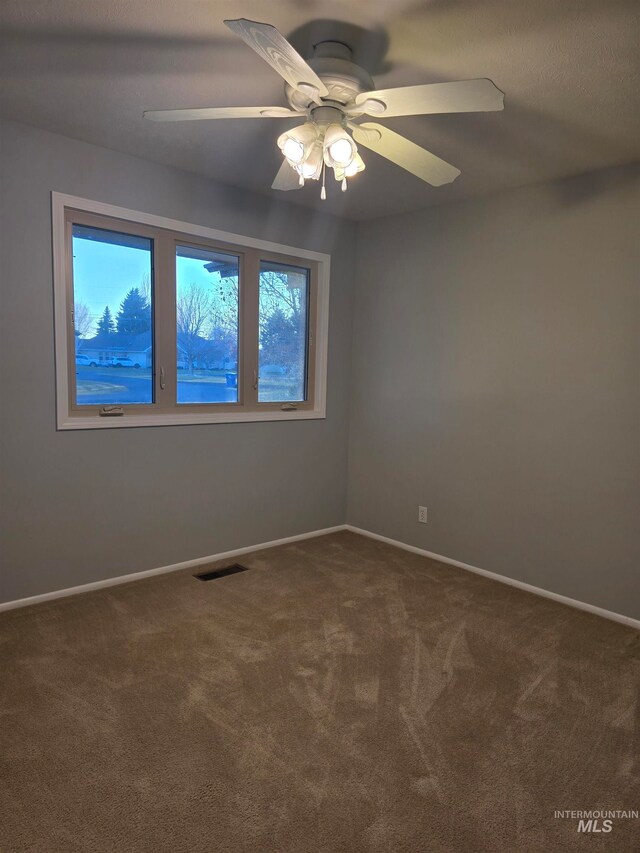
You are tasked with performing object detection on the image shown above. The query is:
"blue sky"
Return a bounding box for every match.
[72,235,152,333]
[176,257,226,298]
[72,234,227,336]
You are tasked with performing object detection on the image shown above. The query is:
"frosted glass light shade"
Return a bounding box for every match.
[323,123,357,168]
[301,142,324,180]
[328,137,353,165]
[282,137,304,163]
[334,153,365,181]
[344,153,365,177]
[277,122,318,165]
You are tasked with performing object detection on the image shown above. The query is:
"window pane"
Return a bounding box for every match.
[176,246,239,404]
[258,261,309,403]
[72,225,153,406]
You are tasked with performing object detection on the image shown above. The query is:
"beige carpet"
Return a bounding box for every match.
[1,531,638,852]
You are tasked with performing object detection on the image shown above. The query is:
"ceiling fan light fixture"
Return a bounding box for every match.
[328,138,354,166]
[277,122,318,165]
[282,137,305,163]
[344,153,365,177]
[334,155,365,179]
[300,142,324,180]
[323,123,357,168]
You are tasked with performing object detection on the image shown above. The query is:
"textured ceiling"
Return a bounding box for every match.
[1,0,638,220]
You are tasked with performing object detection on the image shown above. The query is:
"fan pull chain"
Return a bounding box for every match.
[298,174,305,187]
[341,177,347,192]
[320,162,327,200]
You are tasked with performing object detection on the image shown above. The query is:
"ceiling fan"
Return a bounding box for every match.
[144,19,504,199]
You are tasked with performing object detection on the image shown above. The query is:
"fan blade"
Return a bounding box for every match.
[351,123,460,186]
[224,19,328,101]
[353,79,504,118]
[272,160,302,191]
[144,106,298,122]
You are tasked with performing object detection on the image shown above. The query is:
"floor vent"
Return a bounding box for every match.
[193,563,249,582]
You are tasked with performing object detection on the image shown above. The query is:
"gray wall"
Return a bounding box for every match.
[348,165,640,619]
[2,117,638,621]
[0,119,356,603]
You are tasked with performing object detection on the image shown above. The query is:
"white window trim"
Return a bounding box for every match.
[52,192,330,430]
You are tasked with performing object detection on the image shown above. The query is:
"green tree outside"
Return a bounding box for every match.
[116,287,151,336]
[96,305,115,336]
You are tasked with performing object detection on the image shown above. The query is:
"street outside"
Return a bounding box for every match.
[74,365,301,405]
[75,365,237,405]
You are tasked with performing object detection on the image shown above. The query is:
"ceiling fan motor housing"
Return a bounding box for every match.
[285,41,375,113]
[309,105,345,127]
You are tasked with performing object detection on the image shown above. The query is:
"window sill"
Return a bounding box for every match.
[57,407,326,430]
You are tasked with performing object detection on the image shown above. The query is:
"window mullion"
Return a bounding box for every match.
[153,232,177,410]
[242,249,260,410]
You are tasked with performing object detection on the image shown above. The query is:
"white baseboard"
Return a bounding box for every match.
[345,525,640,631]
[0,525,348,613]
[3,524,638,631]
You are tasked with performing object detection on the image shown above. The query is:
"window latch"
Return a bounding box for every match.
[253,370,258,391]
[281,403,298,411]
[99,406,124,417]
[159,366,166,390]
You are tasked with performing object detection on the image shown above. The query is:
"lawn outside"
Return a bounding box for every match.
[74,365,302,403]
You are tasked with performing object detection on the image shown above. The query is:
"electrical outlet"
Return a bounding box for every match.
[418,506,428,524]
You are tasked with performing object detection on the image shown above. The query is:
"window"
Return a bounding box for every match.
[71,224,154,406]
[175,245,240,405]
[53,194,329,429]
[258,261,311,404]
